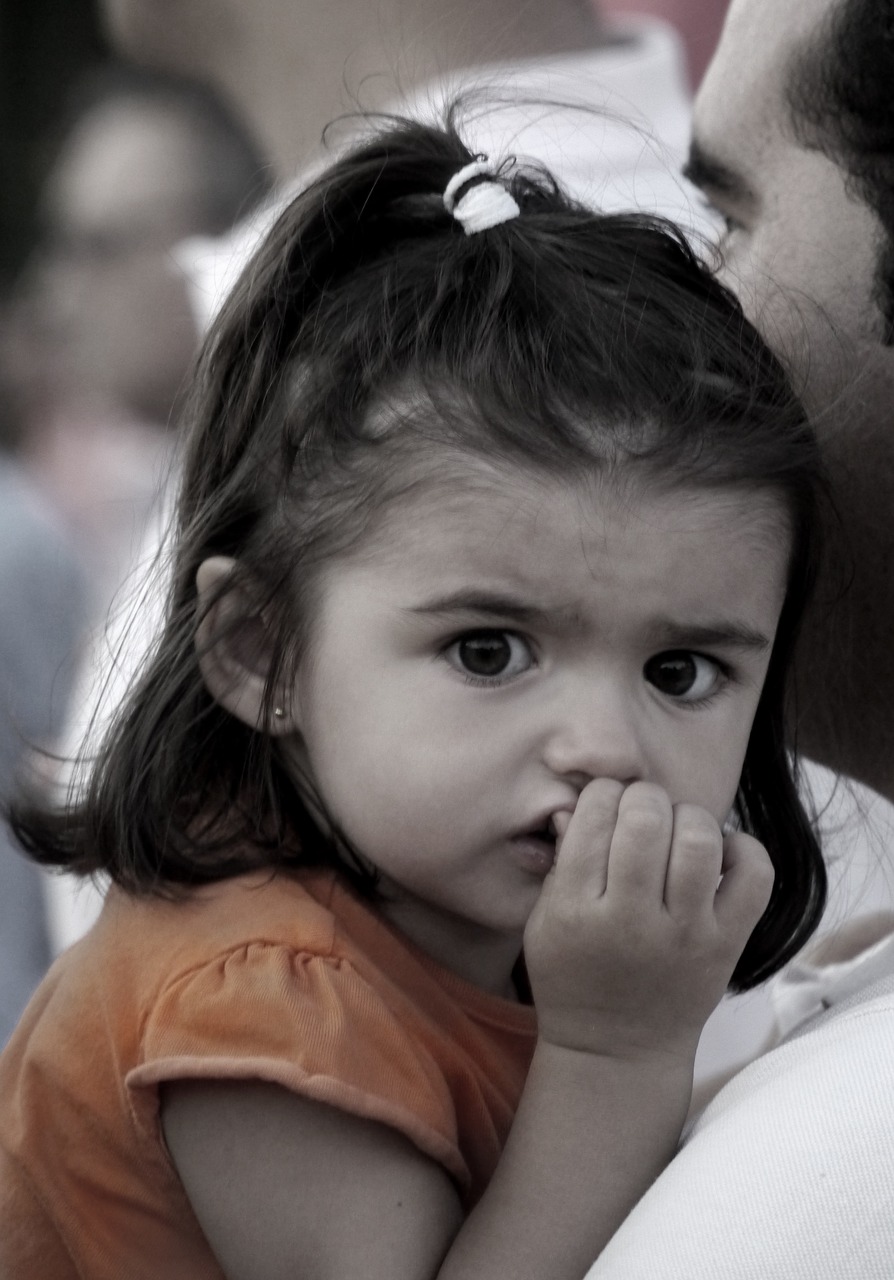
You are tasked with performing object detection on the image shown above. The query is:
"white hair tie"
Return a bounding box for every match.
[443,159,520,236]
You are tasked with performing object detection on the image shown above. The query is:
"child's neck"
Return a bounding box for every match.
[379,890,524,999]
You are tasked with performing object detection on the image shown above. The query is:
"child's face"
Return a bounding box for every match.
[283,465,790,987]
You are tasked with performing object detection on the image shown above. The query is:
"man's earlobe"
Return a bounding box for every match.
[195,556,296,736]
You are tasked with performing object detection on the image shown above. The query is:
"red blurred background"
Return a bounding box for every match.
[605,0,731,86]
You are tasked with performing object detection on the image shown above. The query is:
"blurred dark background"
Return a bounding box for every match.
[0,0,107,287]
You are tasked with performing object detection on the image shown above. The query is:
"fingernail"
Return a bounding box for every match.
[552,811,572,840]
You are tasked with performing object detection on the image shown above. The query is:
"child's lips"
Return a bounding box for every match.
[511,819,558,877]
[509,804,578,876]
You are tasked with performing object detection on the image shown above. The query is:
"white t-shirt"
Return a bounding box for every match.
[589,916,894,1278]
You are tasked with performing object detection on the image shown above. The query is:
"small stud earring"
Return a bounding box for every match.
[273,706,285,719]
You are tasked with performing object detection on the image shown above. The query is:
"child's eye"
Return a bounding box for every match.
[444,630,533,683]
[644,650,725,703]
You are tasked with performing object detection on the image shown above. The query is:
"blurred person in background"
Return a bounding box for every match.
[0,64,272,957]
[5,64,271,619]
[0,384,86,1047]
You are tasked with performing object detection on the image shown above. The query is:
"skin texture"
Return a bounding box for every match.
[688,0,894,801]
[172,464,779,1278]
[99,0,608,180]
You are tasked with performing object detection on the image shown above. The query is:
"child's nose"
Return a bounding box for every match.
[542,678,645,789]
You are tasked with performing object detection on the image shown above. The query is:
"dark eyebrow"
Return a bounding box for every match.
[655,622,772,654]
[683,139,753,202]
[406,590,568,628]
[406,592,772,652]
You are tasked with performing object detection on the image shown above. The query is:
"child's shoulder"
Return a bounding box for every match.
[99,865,346,967]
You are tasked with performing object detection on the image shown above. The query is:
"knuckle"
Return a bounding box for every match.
[617,786,671,839]
[672,803,719,836]
[619,812,667,848]
[672,806,721,853]
[677,830,721,861]
[623,781,670,811]
[729,832,775,875]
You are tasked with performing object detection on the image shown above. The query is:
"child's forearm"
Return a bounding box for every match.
[163,1056,690,1280]
[436,1036,694,1280]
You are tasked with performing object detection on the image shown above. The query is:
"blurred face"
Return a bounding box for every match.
[97,0,339,176]
[23,100,203,422]
[285,466,789,989]
[690,0,894,797]
[97,0,435,178]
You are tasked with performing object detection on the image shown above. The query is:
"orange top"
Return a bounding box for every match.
[0,867,537,1279]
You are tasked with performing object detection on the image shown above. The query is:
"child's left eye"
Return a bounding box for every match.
[444,631,533,682]
[644,650,725,702]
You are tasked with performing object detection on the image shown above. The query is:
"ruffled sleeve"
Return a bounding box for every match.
[126,942,470,1188]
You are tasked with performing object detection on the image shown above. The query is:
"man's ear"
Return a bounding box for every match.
[195,556,296,736]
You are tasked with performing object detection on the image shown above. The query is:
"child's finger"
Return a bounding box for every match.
[662,804,724,918]
[552,809,573,845]
[604,782,674,902]
[551,778,625,899]
[713,831,776,948]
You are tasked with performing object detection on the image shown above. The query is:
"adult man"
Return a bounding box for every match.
[586,2,894,1274]
[686,0,894,803]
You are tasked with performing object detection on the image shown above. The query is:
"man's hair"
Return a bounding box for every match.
[787,0,894,341]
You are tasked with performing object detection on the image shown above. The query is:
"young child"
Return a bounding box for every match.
[0,113,826,1280]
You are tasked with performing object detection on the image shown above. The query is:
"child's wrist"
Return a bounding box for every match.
[535,1016,700,1074]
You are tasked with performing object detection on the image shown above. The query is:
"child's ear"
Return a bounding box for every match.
[195,556,296,737]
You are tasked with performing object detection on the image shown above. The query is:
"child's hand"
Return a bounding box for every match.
[524,778,774,1063]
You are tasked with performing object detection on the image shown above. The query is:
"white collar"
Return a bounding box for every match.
[771,927,894,1039]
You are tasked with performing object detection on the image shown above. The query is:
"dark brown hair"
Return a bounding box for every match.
[787,0,894,341]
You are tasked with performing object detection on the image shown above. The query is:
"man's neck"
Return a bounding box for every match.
[224,0,611,180]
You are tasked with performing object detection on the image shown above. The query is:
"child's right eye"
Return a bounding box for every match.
[444,631,533,684]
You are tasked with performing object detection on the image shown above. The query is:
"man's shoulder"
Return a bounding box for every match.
[692,950,894,1144]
